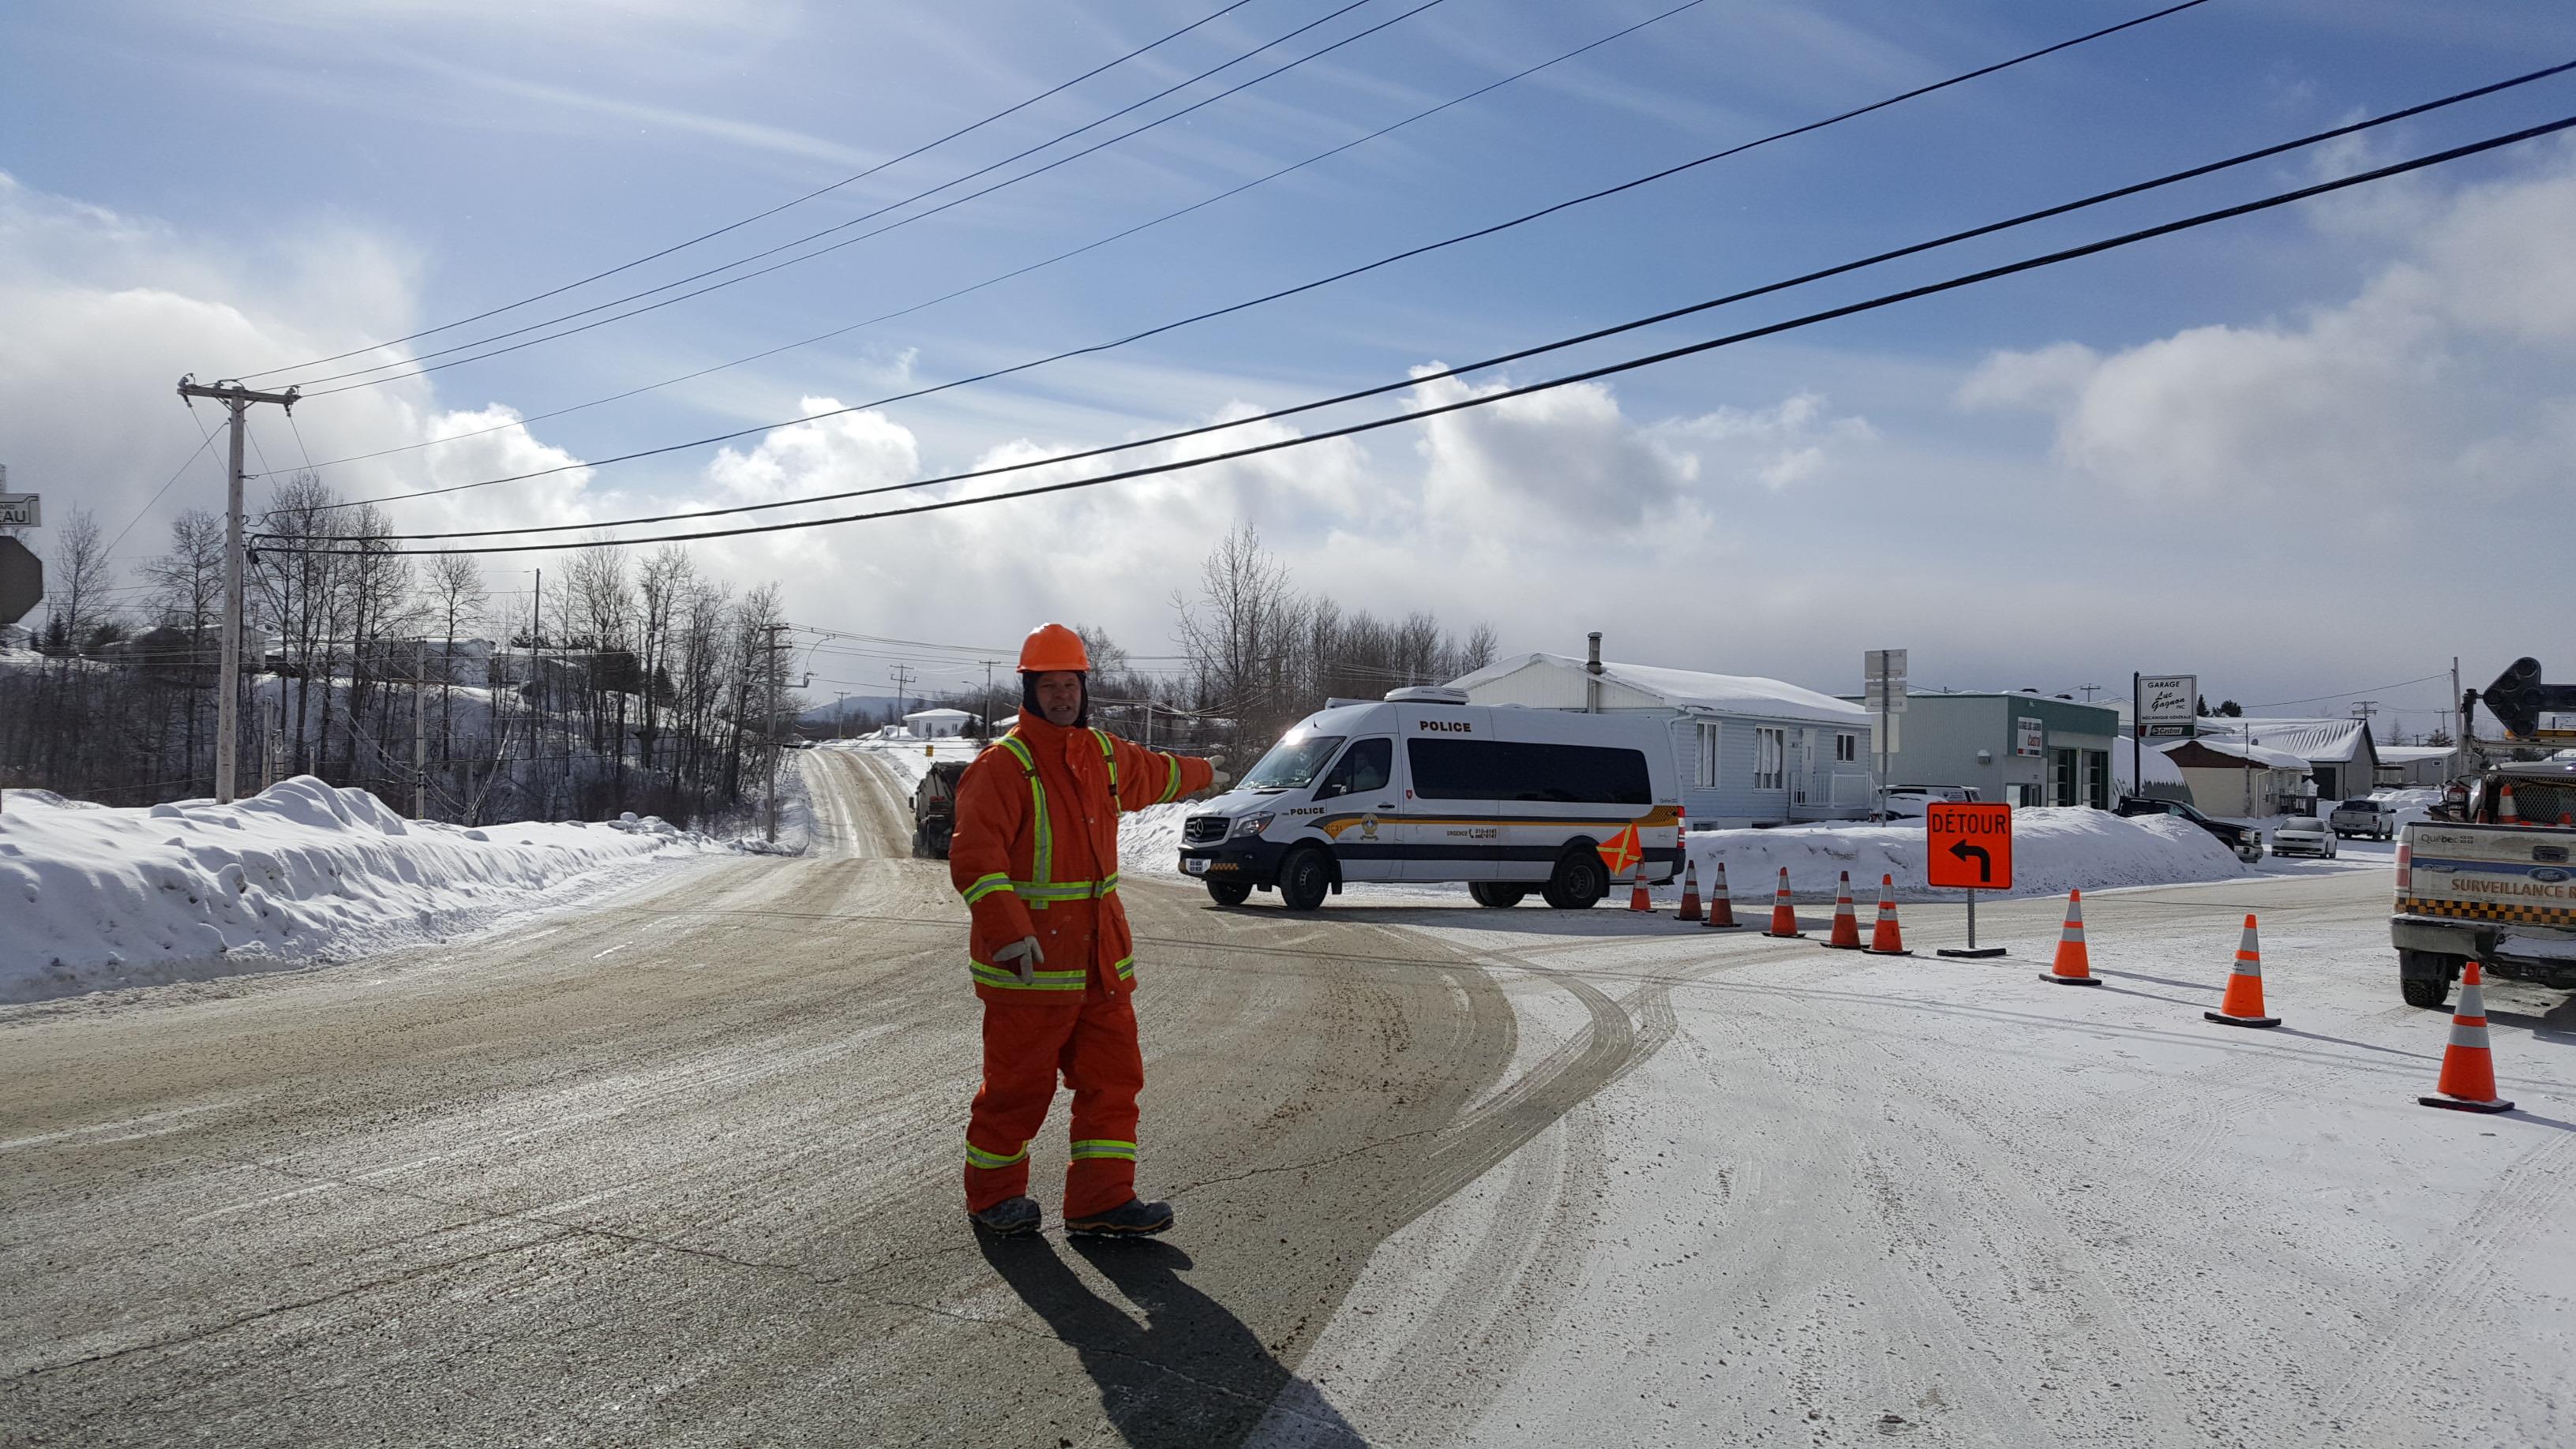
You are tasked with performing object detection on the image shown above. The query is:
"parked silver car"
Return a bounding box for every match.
[2271,816,2338,859]
[2327,796,2397,840]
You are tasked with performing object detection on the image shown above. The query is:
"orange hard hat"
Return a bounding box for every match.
[1018,622,1090,673]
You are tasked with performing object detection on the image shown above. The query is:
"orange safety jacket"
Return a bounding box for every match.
[949,712,1213,1005]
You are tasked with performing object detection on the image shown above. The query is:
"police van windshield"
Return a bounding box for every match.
[1243,732,1346,792]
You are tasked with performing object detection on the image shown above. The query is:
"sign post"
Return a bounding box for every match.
[1927,800,2013,958]
[1864,648,1907,821]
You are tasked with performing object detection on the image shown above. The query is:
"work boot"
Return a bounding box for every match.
[967,1196,1041,1237]
[1065,1197,1175,1237]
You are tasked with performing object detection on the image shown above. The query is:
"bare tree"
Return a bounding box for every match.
[43,507,115,653]
[424,552,487,761]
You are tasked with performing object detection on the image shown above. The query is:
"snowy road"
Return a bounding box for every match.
[4,753,2570,1447]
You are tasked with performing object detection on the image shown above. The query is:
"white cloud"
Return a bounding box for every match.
[1958,145,2576,517]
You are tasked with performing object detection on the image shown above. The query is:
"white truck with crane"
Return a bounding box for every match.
[2391,657,2576,1008]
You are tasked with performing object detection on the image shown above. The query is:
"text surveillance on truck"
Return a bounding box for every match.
[1177,687,1682,911]
[2390,656,2576,1008]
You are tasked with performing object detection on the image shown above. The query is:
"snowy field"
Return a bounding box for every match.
[0,777,741,1003]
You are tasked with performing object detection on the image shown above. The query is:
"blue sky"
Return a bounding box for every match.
[6,0,2574,732]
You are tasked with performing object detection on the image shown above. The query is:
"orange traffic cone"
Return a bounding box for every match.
[1677,857,1703,923]
[1822,871,1863,949]
[2041,889,2102,986]
[2497,783,2520,825]
[1762,867,1803,938]
[2204,913,2280,1028]
[1705,859,1738,929]
[2420,960,2515,1114]
[1628,856,1652,912]
[1865,874,1910,956]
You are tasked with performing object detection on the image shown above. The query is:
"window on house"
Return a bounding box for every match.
[1755,727,1785,791]
[1695,722,1720,787]
[1835,732,1858,763]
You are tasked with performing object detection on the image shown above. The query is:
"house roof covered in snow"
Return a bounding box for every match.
[2196,717,2373,764]
[1449,653,1868,725]
[902,707,976,722]
[2377,744,2456,762]
[2158,736,2312,773]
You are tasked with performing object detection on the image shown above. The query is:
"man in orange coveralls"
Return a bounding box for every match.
[949,623,1224,1237]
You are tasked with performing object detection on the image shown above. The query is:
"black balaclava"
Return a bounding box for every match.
[1021,672,1089,729]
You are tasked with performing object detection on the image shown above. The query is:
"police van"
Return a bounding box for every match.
[1176,687,1682,910]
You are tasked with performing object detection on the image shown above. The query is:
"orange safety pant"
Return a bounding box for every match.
[963,994,1143,1218]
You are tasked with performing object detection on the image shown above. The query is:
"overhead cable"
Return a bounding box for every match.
[259,114,2576,557]
[296,0,1714,474]
[235,0,1268,379]
[282,62,2576,543]
[307,0,2223,507]
[272,0,1445,392]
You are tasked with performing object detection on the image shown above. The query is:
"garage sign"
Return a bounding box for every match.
[1926,802,2013,890]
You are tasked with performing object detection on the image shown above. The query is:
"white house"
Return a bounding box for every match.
[902,707,977,739]
[1449,646,1874,827]
[2156,737,2314,816]
[2196,717,2382,801]
[2376,744,2458,788]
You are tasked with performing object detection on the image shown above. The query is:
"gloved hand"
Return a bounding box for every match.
[1206,754,1231,791]
[991,936,1044,985]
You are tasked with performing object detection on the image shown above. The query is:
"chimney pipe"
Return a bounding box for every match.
[1585,631,1603,713]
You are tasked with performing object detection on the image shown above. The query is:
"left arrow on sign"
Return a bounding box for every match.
[1947,838,1992,884]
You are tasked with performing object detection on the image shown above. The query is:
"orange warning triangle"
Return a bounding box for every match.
[1598,823,1644,876]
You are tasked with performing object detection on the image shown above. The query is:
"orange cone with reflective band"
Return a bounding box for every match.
[1706,860,1738,929]
[1677,857,1703,923]
[1866,874,1910,956]
[2204,913,2280,1028]
[2041,889,2102,986]
[1628,856,1652,912]
[2420,960,2515,1114]
[1762,867,1803,938]
[2497,783,2520,825]
[1822,871,1864,949]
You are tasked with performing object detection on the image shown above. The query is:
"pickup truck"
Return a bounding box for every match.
[2328,796,2398,840]
[2392,758,2576,1008]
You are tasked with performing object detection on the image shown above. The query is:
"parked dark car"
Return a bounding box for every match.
[2116,795,2264,863]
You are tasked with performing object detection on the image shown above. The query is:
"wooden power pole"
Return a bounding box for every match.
[176,376,298,804]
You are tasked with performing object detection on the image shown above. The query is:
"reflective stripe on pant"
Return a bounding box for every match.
[962,993,1145,1217]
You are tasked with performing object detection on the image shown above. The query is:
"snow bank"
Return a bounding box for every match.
[0,777,736,1003]
[1116,803,2249,900]
[1685,807,2253,900]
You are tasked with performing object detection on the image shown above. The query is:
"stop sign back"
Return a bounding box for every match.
[1926,801,2013,890]
[0,537,42,627]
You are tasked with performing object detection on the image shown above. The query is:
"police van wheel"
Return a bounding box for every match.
[1543,851,1608,910]
[1468,882,1527,908]
[1205,879,1253,908]
[1278,848,1333,912]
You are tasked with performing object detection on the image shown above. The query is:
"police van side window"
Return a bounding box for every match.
[1407,739,1651,804]
[1314,738,1393,800]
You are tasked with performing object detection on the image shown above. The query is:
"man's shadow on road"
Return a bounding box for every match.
[977,1234,1367,1448]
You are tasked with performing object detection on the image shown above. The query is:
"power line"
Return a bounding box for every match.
[293,0,1715,476]
[284,62,2576,543]
[271,0,1444,392]
[2239,672,2452,710]
[235,0,1269,380]
[258,114,2576,557]
[100,410,225,563]
[306,0,2229,511]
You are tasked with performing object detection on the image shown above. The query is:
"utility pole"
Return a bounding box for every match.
[177,376,298,804]
[891,665,913,723]
[2451,655,2462,776]
[2077,683,2103,703]
[414,638,429,818]
[2350,699,2379,728]
[763,622,790,843]
[982,660,996,744]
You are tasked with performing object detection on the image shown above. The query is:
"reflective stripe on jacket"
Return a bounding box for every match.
[948,710,1213,1004]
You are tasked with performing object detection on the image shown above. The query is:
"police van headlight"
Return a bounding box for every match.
[1232,812,1275,839]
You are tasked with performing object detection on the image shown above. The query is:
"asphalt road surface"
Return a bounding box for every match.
[5,753,2569,1447]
